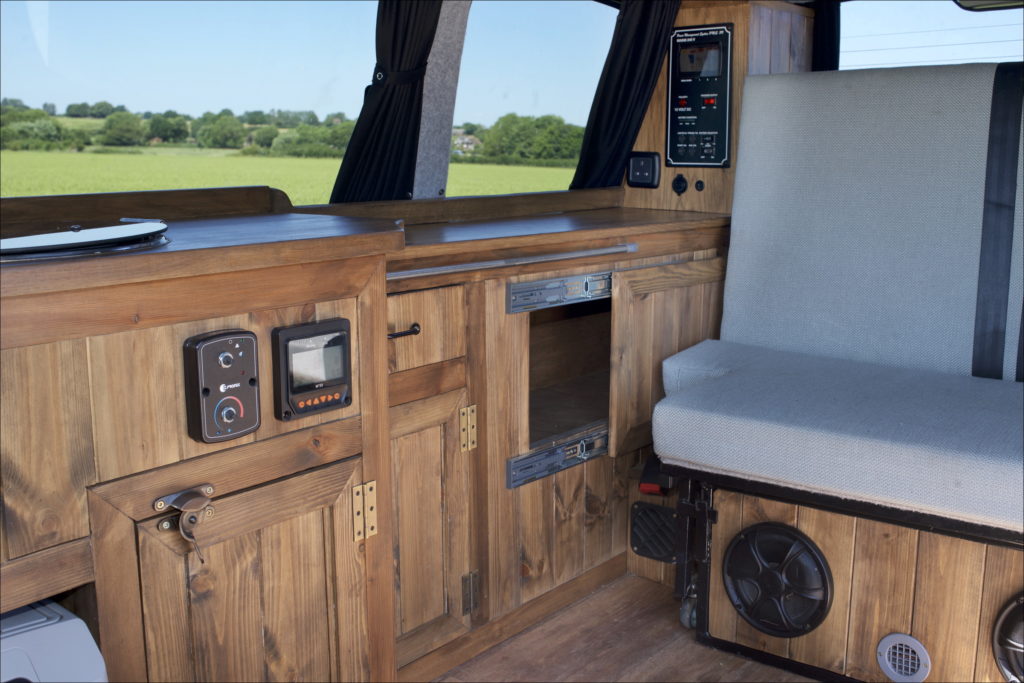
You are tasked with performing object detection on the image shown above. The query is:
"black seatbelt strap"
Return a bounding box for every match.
[973,62,1023,380]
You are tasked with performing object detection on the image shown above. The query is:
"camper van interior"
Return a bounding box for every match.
[1,1,1022,681]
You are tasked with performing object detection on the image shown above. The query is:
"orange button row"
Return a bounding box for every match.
[298,392,343,409]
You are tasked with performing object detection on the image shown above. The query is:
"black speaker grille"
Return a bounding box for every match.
[722,522,833,638]
[994,593,1024,683]
[630,502,677,563]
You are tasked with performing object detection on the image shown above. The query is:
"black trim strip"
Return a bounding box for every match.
[1017,309,1023,381]
[661,463,1024,549]
[973,62,1023,379]
[697,633,860,683]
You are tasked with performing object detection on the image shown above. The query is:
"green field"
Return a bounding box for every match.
[0,149,574,206]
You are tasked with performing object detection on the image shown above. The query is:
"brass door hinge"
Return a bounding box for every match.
[352,480,378,542]
[459,405,478,452]
[461,570,480,615]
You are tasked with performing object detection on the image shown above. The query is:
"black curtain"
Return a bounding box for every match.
[811,0,841,71]
[570,0,678,190]
[329,0,443,203]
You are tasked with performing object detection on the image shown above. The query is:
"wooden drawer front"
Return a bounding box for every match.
[387,286,466,373]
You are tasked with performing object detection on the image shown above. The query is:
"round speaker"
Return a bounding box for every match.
[993,593,1024,683]
[722,522,833,638]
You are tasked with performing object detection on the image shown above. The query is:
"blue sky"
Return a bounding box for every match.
[1,1,1021,126]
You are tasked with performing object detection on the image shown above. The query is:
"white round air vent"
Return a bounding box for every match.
[877,633,931,682]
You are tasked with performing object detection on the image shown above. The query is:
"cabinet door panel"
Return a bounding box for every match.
[390,389,473,666]
[98,458,368,682]
[609,256,725,457]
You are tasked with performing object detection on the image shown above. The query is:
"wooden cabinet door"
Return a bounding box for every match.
[94,458,370,682]
[389,389,474,666]
[608,257,725,458]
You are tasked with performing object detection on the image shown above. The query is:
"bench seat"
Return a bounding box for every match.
[653,339,1024,532]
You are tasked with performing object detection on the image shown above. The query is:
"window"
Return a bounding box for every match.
[841,0,1023,71]
[446,0,617,197]
[0,1,376,204]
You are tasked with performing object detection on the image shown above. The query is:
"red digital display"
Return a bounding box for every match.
[703,97,717,106]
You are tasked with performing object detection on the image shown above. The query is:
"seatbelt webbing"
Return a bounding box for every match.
[973,62,1023,380]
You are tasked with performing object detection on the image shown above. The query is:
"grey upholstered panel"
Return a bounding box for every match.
[1003,110,1023,381]
[653,340,1024,531]
[721,64,998,376]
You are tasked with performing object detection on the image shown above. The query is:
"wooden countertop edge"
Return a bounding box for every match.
[1,229,405,299]
[0,537,94,613]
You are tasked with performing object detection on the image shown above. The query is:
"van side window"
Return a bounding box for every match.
[840,0,1023,70]
[445,0,616,197]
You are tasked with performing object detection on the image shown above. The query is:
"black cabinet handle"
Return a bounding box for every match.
[388,322,421,340]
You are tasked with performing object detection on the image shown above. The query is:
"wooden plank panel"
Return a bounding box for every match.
[975,545,1024,682]
[790,13,814,73]
[912,532,986,683]
[749,3,774,75]
[0,537,94,613]
[734,496,799,658]
[484,278,527,617]
[92,418,362,521]
[442,394,473,626]
[329,461,371,682]
[846,519,919,682]
[1,340,95,558]
[354,259,398,681]
[583,456,615,568]
[2,256,377,349]
[770,8,793,73]
[552,465,585,585]
[519,476,556,603]
[88,317,242,480]
[389,390,464,440]
[394,426,448,634]
[790,506,856,674]
[88,492,148,683]
[189,532,266,682]
[261,510,331,683]
[609,271,654,458]
[138,531,194,683]
[389,358,467,407]
[709,488,744,642]
[701,279,725,340]
[387,286,466,372]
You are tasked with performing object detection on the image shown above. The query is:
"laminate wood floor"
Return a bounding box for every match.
[437,576,813,683]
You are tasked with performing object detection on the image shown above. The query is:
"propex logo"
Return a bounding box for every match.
[220,382,241,392]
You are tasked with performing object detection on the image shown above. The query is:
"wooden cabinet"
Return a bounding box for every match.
[390,389,475,666]
[90,445,372,682]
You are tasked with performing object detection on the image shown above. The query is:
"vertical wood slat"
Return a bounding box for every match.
[393,427,447,634]
[443,393,473,631]
[519,476,556,603]
[484,278,527,618]
[355,259,398,682]
[911,532,987,683]
[331,461,371,682]
[769,6,793,74]
[1,340,95,558]
[261,510,331,683]
[748,3,774,76]
[845,520,919,682]
[733,496,798,658]
[975,545,1024,682]
[708,488,744,642]
[89,491,148,683]
[189,532,266,682]
[789,506,856,675]
[138,530,194,683]
[552,465,585,586]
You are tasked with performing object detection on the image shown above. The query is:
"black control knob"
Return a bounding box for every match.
[220,405,238,423]
[218,352,234,368]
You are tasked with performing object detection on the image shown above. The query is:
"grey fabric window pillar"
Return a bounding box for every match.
[413,1,472,199]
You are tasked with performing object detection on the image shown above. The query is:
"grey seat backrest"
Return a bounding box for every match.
[720,63,1023,380]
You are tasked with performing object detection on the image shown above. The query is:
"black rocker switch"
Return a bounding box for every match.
[627,152,660,188]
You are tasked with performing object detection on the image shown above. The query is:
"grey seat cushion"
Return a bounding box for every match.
[653,340,1024,531]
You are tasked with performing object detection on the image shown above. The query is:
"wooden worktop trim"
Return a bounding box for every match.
[294,187,625,225]
[0,255,378,349]
[0,537,94,613]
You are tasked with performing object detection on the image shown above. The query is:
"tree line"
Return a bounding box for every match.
[0,98,584,164]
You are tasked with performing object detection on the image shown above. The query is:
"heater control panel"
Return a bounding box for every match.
[666,24,733,167]
[183,330,260,443]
